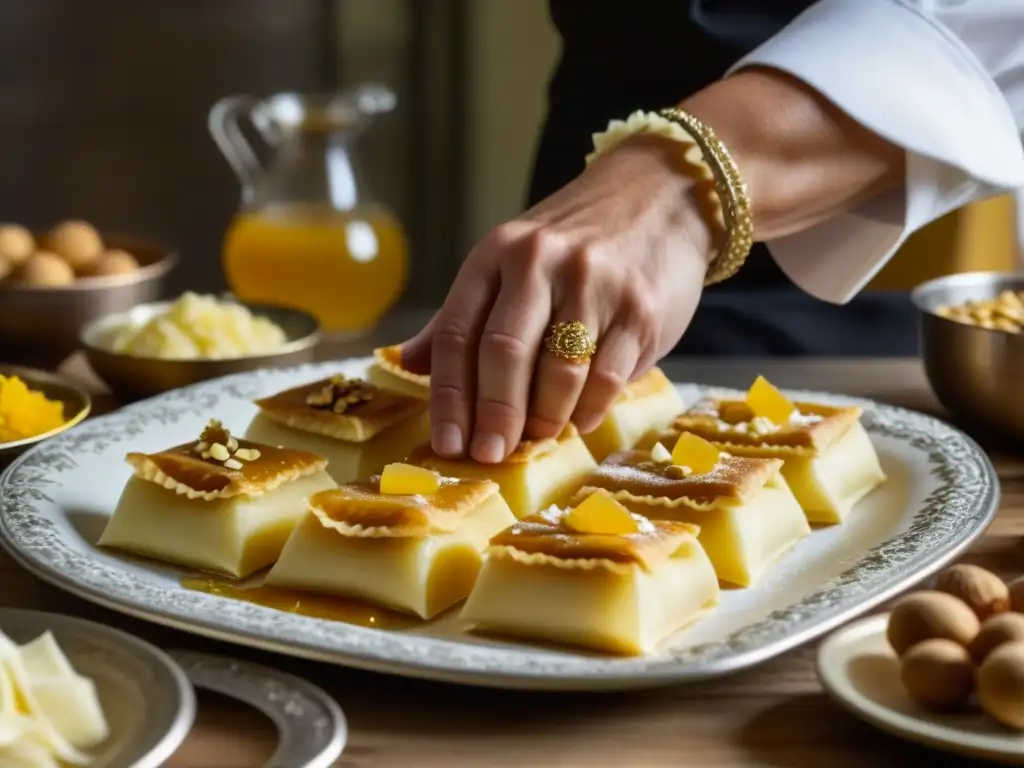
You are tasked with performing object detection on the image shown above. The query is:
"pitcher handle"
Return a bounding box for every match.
[208,95,261,194]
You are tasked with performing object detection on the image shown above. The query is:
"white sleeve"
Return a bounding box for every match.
[728,0,1024,303]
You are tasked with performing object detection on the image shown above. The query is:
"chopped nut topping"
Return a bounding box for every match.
[223,458,243,470]
[199,419,232,447]
[305,375,374,414]
[209,443,231,462]
[937,290,1024,334]
[234,448,262,462]
[664,464,693,479]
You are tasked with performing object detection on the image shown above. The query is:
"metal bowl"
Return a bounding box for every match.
[80,299,322,402]
[0,234,176,367]
[911,271,1024,442]
[0,365,92,462]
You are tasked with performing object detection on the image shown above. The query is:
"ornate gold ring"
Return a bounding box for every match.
[544,321,596,364]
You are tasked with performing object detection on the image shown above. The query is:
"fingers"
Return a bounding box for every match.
[470,266,551,462]
[397,311,439,375]
[524,299,598,441]
[429,266,498,458]
[572,326,641,434]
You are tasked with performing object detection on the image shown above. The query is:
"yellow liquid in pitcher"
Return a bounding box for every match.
[223,204,408,334]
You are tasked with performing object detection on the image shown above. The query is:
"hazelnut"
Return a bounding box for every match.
[899,638,975,712]
[886,591,980,656]
[934,564,1010,620]
[89,248,139,277]
[0,224,35,265]
[977,641,1024,730]
[17,251,75,287]
[970,612,1024,664]
[47,219,103,271]
[1007,575,1024,613]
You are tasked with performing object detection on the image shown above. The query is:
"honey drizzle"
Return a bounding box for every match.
[181,577,416,629]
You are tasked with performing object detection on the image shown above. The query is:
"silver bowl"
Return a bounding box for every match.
[0,234,176,368]
[80,299,322,402]
[0,365,92,462]
[911,271,1024,442]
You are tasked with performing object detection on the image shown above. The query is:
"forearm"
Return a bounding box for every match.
[680,66,906,242]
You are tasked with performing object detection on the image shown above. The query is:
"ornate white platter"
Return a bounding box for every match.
[0,359,999,691]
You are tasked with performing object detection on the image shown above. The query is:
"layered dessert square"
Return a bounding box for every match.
[366,345,430,399]
[666,376,886,523]
[573,432,810,587]
[460,491,719,655]
[99,420,335,578]
[581,367,684,462]
[408,425,597,518]
[244,375,430,484]
[265,463,517,619]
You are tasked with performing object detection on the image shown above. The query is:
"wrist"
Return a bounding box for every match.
[597,133,721,269]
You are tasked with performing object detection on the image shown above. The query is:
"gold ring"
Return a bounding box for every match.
[545,321,596,364]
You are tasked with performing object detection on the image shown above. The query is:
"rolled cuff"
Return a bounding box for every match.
[728,0,1024,303]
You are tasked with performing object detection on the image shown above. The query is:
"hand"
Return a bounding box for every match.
[401,134,715,462]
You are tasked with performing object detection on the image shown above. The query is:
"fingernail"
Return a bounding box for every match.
[432,423,464,456]
[471,433,506,464]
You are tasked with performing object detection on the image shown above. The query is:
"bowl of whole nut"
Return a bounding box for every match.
[911,271,1024,442]
[0,220,176,367]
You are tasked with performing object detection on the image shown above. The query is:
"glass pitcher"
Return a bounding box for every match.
[209,85,408,335]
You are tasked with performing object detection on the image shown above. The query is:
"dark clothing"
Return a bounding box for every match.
[529,1,918,356]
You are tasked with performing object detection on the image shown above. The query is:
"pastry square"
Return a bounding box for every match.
[366,345,430,399]
[668,382,886,524]
[99,420,336,578]
[265,467,516,619]
[244,375,430,484]
[460,493,719,655]
[581,367,685,462]
[408,425,597,518]
[572,444,810,587]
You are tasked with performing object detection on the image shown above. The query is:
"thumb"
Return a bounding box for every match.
[396,312,439,375]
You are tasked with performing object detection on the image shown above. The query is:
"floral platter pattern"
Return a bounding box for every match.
[0,359,999,691]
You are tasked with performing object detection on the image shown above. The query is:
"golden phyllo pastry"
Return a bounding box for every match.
[244,374,430,484]
[264,464,516,619]
[574,432,810,587]
[659,376,886,523]
[581,367,684,462]
[99,420,335,578]
[460,491,719,655]
[366,345,430,399]
[409,424,597,518]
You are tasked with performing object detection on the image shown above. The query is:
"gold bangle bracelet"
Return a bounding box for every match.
[657,108,754,286]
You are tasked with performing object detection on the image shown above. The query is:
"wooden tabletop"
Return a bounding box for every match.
[3,346,1022,768]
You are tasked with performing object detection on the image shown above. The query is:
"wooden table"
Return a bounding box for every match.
[4,349,1022,767]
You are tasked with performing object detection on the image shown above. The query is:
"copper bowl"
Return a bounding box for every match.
[80,299,322,402]
[0,234,176,367]
[911,271,1024,442]
[0,365,92,463]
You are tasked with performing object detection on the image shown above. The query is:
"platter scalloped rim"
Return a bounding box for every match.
[0,358,999,691]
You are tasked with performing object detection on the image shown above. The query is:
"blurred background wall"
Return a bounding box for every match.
[0,0,1016,309]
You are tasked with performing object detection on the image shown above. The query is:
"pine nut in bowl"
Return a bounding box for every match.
[911,271,1024,442]
[80,294,321,402]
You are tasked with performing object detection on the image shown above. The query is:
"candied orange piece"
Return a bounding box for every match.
[746,375,795,424]
[564,490,639,535]
[671,432,720,475]
[380,462,442,495]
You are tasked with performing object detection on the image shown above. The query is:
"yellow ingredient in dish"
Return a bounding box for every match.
[0,375,65,443]
[104,292,289,360]
[936,290,1024,333]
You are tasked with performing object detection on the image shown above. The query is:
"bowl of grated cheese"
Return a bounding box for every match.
[80,293,321,401]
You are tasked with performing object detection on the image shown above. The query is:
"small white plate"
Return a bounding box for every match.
[0,608,195,768]
[817,613,1024,764]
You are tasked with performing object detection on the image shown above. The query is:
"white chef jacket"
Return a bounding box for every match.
[731,0,1024,303]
